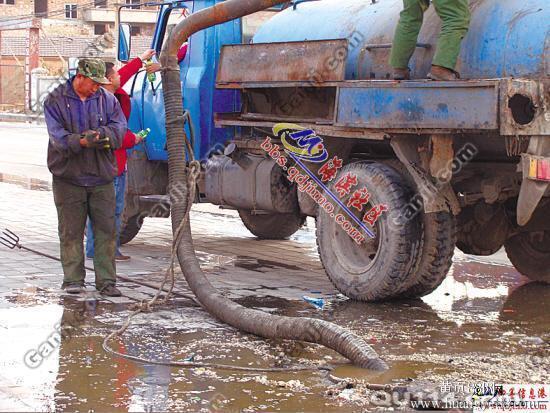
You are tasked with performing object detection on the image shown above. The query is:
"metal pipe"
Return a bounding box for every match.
[160,0,291,68]
[363,42,431,51]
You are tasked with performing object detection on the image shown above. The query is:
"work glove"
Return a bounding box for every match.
[82,130,111,150]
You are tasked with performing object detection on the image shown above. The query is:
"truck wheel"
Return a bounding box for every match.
[505,231,550,283]
[238,210,306,239]
[382,160,456,298]
[316,162,422,301]
[400,212,456,298]
[456,204,508,256]
[120,213,145,245]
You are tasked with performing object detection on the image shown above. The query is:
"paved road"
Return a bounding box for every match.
[0,122,50,183]
[0,121,547,412]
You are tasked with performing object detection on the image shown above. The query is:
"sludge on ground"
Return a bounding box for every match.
[0,182,547,411]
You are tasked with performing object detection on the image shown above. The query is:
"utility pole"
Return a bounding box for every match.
[114,3,120,63]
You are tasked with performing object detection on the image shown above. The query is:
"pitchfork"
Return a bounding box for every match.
[0,228,200,303]
[0,228,74,265]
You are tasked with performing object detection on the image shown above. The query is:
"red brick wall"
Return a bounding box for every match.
[1,0,158,37]
[0,0,33,18]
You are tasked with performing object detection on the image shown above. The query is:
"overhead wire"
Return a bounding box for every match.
[0,1,98,23]
[0,4,96,31]
[0,0,163,23]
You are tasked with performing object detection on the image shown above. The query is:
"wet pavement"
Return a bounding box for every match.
[0,181,548,412]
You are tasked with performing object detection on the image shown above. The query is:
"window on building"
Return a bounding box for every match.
[130,25,141,36]
[64,4,77,18]
[34,0,47,16]
[94,0,107,7]
[94,24,107,35]
[1,0,16,5]
[125,0,140,10]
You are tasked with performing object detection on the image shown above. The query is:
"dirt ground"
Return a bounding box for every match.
[0,178,548,412]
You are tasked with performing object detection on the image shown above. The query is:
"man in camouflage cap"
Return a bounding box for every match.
[44,58,127,297]
[77,58,112,85]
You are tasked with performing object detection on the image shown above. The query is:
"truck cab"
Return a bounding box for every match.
[116,1,284,242]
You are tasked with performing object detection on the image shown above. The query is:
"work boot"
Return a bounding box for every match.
[64,283,85,294]
[99,285,122,297]
[427,65,459,81]
[115,254,131,262]
[392,67,410,80]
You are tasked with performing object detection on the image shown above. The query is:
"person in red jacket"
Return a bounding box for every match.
[86,49,159,261]
[143,42,187,74]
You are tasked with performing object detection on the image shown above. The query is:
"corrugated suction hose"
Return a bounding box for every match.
[160,0,387,371]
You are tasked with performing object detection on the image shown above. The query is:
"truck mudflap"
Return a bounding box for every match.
[517,136,550,226]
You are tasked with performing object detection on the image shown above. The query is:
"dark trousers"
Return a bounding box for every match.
[52,176,117,290]
[86,172,127,257]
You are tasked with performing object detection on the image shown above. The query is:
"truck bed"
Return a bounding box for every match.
[215,40,549,138]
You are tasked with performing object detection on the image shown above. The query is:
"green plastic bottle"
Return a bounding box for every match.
[146,59,156,83]
[136,128,151,140]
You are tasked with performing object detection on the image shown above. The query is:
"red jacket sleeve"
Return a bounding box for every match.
[118,57,143,88]
[177,44,188,63]
[121,129,137,150]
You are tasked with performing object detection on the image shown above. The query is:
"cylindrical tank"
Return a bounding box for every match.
[205,155,298,213]
[252,0,549,80]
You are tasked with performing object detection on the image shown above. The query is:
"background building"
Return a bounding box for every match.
[0,0,157,36]
[0,0,280,112]
[0,0,157,111]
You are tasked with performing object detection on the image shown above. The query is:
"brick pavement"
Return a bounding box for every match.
[0,181,335,306]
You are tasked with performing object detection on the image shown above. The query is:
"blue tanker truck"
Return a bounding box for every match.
[116,0,549,301]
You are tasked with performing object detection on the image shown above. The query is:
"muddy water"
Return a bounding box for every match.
[1,212,549,411]
[2,265,548,411]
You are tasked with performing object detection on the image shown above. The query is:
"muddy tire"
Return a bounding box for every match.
[456,204,508,256]
[505,231,550,283]
[316,162,422,302]
[120,213,145,245]
[239,210,306,239]
[400,212,456,298]
[382,160,456,298]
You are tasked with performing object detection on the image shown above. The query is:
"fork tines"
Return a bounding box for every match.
[0,228,19,249]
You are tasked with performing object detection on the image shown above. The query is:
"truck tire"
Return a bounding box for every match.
[238,210,306,239]
[382,160,456,298]
[504,231,550,283]
[456,204,508,256]
[400,212,456,298]
[120,213,145,245]
[316,162,422,301]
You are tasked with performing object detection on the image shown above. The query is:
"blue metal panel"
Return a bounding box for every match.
[253,0,549,80]
[336,81,499,130]
[460,0,549,78]
[253,0,400,79]
[126,0,241,162]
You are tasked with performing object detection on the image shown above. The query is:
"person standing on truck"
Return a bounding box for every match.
[86,49,160,262]
[44,58,127,296]
[390,0,470,81]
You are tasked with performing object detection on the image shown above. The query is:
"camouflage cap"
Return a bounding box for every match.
[77,58,111,85]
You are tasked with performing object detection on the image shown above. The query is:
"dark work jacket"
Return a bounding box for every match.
[45,77,127,186]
